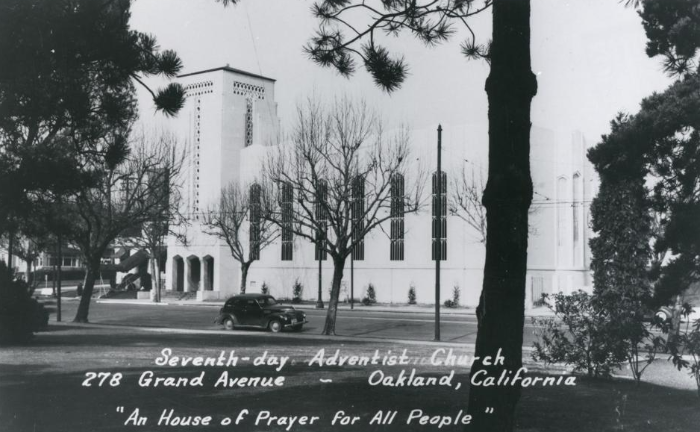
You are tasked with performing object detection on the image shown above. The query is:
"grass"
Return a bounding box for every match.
[0,325,698,432]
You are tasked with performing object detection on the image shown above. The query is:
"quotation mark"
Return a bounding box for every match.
[485,407,494,414]
[116,406,124,413]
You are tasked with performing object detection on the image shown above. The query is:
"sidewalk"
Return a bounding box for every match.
[95,297,556,318]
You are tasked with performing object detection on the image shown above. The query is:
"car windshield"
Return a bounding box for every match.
[256,297,277,307]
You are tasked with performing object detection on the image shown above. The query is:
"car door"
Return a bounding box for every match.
[231,299,247,325]
[243,299,264,326]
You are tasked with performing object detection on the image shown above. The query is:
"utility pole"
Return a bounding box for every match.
[316,222,324,309]
[56,234,62,322]
[435,124,442,341]
[350,245,354,310]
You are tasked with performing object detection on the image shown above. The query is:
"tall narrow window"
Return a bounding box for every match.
[390,173,405,261]
[351,176,365,260]
[249,183,261,260]
[245,98,254,147]
[572,173,581,243]
[281,182,293,261]
[573,172,582,266]
[432,170,447,261]
[315,180,328,261]
[557,177,567,247]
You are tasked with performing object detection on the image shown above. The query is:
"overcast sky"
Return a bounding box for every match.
[131,0,672,144]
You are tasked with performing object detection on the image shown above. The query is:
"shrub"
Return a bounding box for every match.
[531,290,627,378]
[291,279,303,304]
[362,283,377,305]
[668,303,700,397]
[452,284,460,306]
[0,262,49,345]
[261,282,269,295]
[443,299,455,308]
[408,284,417,305]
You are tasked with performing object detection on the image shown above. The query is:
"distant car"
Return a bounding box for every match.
[215,294,307,333]
[645,306,700,324]
[653,306,674,323]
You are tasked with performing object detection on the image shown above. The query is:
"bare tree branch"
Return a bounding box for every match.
[201,180,279,292]
[262,95,426,334]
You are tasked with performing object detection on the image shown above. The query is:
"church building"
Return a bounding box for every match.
[166,66,597,309]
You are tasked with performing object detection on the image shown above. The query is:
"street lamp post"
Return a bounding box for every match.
[435,124,442,341]
[56,234,62,322]
[316,222,325,309]
[316,252,324,308]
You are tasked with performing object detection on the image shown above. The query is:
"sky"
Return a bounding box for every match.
[130,0,673,145]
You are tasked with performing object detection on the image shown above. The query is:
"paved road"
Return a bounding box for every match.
[45,298,543,345]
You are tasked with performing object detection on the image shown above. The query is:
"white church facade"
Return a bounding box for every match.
[166,66,597,309]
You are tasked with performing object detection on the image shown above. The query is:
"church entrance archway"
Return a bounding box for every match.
[202,255,214,291]
[172,256,184,292]
[186,255,201,292]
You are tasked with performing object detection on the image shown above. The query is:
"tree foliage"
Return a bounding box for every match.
[303,0,493,92]
[0,0,185,235]
[585,0,700,386]
[638,0,700,77]
[533,291,626,378]
[68,132,185,322]
[588,73,700,307]
[0,261,48,345]
[668,303,700,397]
[590,180,652,306]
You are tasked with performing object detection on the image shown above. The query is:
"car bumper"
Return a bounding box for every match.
[283,319,308,328]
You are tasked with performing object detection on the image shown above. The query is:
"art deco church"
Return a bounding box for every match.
[167,66,596,308]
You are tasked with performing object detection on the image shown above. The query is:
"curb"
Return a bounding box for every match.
[92,299,555,318]
[96,299,172,306]
[48,320,479,348]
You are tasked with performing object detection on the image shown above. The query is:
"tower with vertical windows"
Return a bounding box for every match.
[166,66,279,298]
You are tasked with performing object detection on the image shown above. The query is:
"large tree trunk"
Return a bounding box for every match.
[7,231,13,270]
[240,262,250,294]
[73,260,99,323]
[150,254,159,302]
[25,258,33,285]
[466,1,536,431]
[322,255,346,335]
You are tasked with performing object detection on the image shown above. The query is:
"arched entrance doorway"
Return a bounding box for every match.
[202,255,214,291]
[172,256,184,292]
[186,255,201,292]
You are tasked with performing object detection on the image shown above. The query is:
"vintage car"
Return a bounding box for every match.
[215,294,307,332]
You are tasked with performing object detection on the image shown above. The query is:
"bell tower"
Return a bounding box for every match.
[176,66,278,217]
[167,66,279,297]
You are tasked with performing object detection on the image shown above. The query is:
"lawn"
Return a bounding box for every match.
[0,324,698,432]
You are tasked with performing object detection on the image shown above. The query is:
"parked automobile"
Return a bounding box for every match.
[653,306,674,323]
[215,294,307,332]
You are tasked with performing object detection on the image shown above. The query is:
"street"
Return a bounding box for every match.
[47,298,542,345]
[1,314,698,432]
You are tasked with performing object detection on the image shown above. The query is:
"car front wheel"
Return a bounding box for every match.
[268,320,282,333]
[223,317,235,330]
[291,324,303,332]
